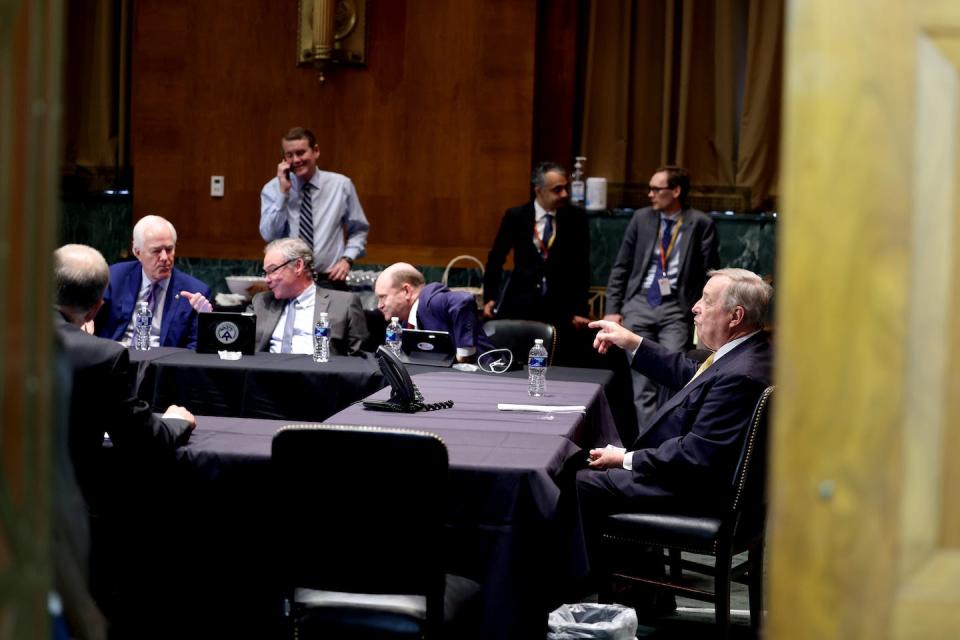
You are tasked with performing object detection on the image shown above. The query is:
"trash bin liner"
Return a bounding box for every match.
[546,602,639,640]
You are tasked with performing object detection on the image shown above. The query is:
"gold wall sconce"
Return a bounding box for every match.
[297,0,367,84]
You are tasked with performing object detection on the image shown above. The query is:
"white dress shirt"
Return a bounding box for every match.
[121,274,170,348]
[268,286,317,354]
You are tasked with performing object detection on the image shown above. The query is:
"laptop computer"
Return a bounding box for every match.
[197,312,257,355]
[399,328,455,368]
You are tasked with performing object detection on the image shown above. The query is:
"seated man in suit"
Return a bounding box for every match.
[483,161,592,365]
[576,268,773,565]
[374,262,492,363]
[251,237,367,355]
[55,244,197,503]
[56,244,198,628]
[95,215,213,349]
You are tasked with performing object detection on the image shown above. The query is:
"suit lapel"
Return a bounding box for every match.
[159,270,176,345]
[523,203,542,263]
[634,335,760,443]
[674,208,694,275]
[313,287,330,322]
[121,264,143,320]
[638,211,659,270]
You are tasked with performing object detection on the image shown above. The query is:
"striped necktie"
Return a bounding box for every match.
[145,282,161,315]
[299,182,314,248]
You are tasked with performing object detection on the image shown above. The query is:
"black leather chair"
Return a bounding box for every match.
[271,425,480,639]
[481,319,556,369]
[598,386,775,637]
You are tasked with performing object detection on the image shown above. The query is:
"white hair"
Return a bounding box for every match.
[132,215,177,250]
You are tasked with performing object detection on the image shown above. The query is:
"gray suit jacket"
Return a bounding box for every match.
[251,285,368,355]
[605,207,720,321]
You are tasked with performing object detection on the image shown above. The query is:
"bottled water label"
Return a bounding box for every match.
[528,355,546,368]
[385,328,399,342]
[315,326,330,338]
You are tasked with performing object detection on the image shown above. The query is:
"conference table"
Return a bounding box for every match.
[117,349,620,638]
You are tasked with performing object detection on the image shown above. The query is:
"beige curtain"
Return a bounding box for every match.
[63,0,130,175]
[581,0,782,210]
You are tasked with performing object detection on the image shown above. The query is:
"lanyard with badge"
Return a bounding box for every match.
[533,216,556,258]
[657,215,683,296]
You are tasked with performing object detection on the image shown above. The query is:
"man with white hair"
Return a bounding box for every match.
[576,268,773,571]
[95,215,212,349]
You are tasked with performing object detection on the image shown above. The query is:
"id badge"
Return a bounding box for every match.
[658,277,672,296]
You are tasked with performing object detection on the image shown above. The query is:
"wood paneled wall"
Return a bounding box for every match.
[131,0,549,266]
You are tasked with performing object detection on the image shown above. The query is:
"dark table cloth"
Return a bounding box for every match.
[138,350,386,421]
[101,369,618,639]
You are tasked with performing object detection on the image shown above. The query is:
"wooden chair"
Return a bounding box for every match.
[271,424,480,639]
[599,386,775,637]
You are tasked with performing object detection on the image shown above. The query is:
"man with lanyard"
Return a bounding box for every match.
[482,162,591,365]
[603,166,720,427]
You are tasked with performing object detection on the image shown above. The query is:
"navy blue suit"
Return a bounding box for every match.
[95,261,211,350]
[415,282,493,354]
[577,332,772,511]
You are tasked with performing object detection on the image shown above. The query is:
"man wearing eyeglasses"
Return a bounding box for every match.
[251,237,367,355]
[95,215,213,349]
[603,166,720,428]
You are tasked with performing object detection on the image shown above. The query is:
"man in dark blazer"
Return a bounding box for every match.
[251,238,367,355]
[56,244,198,629]
[375,262,492,362]
[577,268,772,562]
[95,215,213,349]
[604,166,720,427]
[483,162,591,364]
[55,244,197,505]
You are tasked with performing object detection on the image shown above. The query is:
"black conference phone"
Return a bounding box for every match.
[363,346,454,413]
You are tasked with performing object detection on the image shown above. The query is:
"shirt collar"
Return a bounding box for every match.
[714,329,761,361]
[534,199,553,221]
[408,298,420,329]
[140,272,171,291]
[290,284,316,308]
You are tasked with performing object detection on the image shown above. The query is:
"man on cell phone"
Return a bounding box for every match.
[259,126,370,290]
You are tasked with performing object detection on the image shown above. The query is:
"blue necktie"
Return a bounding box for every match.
[542,213,554,251]
[280,300,297,353]
[646,218,675,307]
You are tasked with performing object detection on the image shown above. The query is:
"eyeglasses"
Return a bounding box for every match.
[648,186,672,194]
[262,258,297,277]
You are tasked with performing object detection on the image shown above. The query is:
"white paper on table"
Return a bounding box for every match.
[497,403,586,413]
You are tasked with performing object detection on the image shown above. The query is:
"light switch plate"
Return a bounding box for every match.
[211,175,225,197]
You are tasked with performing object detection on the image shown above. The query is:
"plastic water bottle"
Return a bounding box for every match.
[313,312,330,363]
[527,338,548,397]
[134,300,152,351]
[385,316,402,355]
[571,156,586,206]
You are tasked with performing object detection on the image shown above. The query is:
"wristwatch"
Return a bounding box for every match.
[341,256,354,266]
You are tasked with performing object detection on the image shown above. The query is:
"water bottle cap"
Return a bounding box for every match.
[391,317,399,322]
[320,311,329,318]
[534,339,543,344]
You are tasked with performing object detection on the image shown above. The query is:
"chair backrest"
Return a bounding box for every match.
[271,425,448,601]
[482,319,556,367]
[729,386,775,524]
